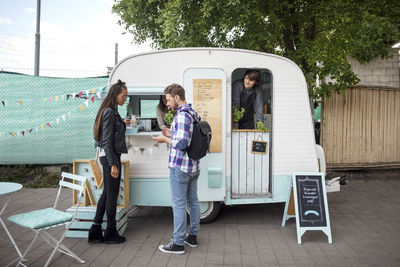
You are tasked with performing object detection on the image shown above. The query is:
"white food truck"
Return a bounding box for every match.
[109,47,325,223]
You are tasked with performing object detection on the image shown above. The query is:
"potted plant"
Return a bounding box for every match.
[232,106,245,129]
[256,121,270,132]
[164,110,177,127]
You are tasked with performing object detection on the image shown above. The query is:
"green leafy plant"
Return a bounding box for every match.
[164,110,177,126]
[256,121,270,132]
[232,106,245,122]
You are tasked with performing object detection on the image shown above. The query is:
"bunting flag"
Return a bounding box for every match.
[0,93,99,137]
[1,86,104,107]
[96,92,101,99]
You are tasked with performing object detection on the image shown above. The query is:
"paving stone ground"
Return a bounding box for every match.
[1,178,400,266]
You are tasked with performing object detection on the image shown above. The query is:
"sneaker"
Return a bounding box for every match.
[158,241,185,254]
[184,234,198,248]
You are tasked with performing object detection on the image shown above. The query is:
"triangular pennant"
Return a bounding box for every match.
[1,101,5,106]
[84,100,89,108]
[78,91,83,98]
[19,100,23,105]
[41,125,45,131]
[96,92,101,99]
[72,93,76,100]
[62,115,66,121]
[28,128,33,133]
[90,96,95,103]
[12,132,15,136]
[43,98,47,103]
[17,131,20,136]
[91,88,96,94]
[79,104,83,111]
[61,95,65,101]
[55,96,59,102]
[35,127,39,133]
[49,97,53,103]
[67,94,70,101]
[85,90,89,98]
[46,122,52,128]
[56,118,60,125]
[22,131,25,136]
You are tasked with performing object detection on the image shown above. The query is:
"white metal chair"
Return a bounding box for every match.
[7,172,87,267]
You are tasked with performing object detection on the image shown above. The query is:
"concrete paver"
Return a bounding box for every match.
[0,179,400,266]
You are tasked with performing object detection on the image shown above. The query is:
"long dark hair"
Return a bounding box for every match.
[93,80,127,141]
[158,95,168,113]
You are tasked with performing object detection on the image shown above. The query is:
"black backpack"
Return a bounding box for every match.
[181,110,212,160]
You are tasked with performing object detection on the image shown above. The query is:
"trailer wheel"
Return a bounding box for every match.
[187,201,221,224]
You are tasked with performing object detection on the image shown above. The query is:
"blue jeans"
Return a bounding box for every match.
[170,166,200,246]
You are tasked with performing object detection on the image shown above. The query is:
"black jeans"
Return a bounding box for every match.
[93,155,121,228]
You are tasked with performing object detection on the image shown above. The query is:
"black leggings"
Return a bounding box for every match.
[93,155,121,228]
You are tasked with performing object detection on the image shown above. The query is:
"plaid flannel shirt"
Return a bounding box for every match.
[168,104,201,174]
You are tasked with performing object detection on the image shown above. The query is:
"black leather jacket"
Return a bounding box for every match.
[95,107,127,166]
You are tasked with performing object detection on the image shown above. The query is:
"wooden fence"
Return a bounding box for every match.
[321,86,400,169]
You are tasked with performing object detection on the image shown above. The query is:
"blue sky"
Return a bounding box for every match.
[0,0,152,77]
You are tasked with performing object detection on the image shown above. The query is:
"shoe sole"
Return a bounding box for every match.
[88,239,104,244]
[105,240,126,244]
[184,240,198,248]
[158,245,185,254]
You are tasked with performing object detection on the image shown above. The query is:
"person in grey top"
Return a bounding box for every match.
[232,70,263,129]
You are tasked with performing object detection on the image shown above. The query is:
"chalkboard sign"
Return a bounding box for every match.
[290,173,332,244]
[251,140,267,154]
[295,175,326,227]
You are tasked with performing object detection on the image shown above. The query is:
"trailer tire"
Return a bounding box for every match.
[186,201,221,224]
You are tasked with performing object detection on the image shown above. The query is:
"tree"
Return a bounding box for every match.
[112,0,400,99]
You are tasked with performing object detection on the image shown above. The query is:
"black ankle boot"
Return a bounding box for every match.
[104,227,126,244]
[88,224,104,243]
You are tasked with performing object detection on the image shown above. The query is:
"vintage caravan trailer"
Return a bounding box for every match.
[109,48,325,223]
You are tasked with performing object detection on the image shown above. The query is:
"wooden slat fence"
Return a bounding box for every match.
[321,87,400,169]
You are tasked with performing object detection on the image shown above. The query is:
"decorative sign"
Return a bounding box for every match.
[282,173,332,244]
[193,79,222,152]
[251,140,267,154]
[295,175,326,227]
[292,173,332,244]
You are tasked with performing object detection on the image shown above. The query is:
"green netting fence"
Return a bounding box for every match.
[0,72,112,164]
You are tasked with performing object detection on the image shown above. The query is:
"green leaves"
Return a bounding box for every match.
[164,109,176,126]
[113,0,400,99]
[232,106,245,122]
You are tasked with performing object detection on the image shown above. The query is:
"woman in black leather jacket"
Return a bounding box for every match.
[88,80,128,244]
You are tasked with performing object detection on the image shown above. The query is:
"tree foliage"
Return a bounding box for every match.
[113,0,400,99]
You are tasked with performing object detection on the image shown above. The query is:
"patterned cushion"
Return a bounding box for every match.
[8,208,73,229]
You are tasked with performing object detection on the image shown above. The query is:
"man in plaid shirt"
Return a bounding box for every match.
[153,84,201,254]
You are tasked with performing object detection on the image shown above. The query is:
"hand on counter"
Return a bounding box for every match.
[123,118,131,125]
[152,134,171,145]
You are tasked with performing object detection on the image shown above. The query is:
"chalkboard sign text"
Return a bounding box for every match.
[251,140,267,154]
